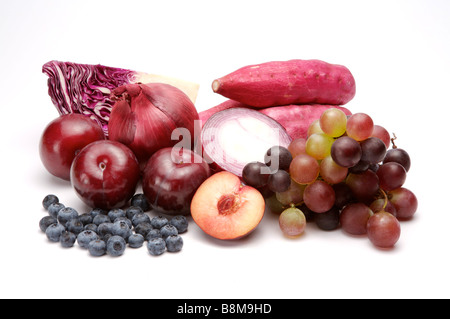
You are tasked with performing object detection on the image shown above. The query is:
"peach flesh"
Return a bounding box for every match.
[191,171,265,240]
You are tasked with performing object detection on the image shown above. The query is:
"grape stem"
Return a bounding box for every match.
[379,188,388,210]
[391,133,397,149]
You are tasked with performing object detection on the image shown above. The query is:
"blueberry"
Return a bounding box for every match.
[93,214,111,226]
[45,223,66,242]
[160,224,178,239]
[84,223,98,232]
[66,218,84,235]
[77,230,99,249]
[151,215,169,229]
[145,229,162,241]
[114,216,132,229]
[112,220,132,240]
[134,222,153,237]
[147,237,166,256]
[165,235,183,252]
[126,206,143,220]
[130,193,150,211]
[57,207,79,226]
[48,202,65,218]
[102,233,113,243]
[169,215,188,233]
[43,194,59,210]
[78,213,93,225]
[106,236,126,257]
[108,208,125,221]
[97,222,114,239]
[89,208,107,218]
[131,212,151,227]
[60,231,77,248]
[88,240,106,257]
[39,216,57,232]
[128,234,145,248]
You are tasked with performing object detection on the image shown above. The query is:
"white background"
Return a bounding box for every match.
[1,0,449,299]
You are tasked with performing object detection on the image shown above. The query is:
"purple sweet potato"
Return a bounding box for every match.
[199,100,352,140]
[211,59,356,107]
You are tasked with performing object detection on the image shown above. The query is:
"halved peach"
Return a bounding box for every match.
[190,171,265,240]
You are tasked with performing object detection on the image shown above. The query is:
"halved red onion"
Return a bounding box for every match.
[201,108,292,177]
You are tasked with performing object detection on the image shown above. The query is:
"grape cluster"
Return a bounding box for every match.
[253,108,418,248]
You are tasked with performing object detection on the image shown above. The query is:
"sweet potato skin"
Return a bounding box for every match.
[198,100,250,127]
[212,59,356,107]
[258,104,351,140]
[199,100,351,140]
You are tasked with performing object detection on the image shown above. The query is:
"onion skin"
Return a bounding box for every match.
[108,83,200,167]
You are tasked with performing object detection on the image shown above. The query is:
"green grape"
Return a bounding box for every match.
[279,207,306,238]
[275,179,306,206]
[305,133,334,160]
[319,108,347,137]
[307,119,324,137]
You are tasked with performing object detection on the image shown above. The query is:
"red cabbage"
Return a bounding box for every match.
[42,60,199,136]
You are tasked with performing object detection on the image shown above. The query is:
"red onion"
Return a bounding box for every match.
[201,108,292,176]
[108,82,200,167]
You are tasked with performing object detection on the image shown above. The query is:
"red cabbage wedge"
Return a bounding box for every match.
[42,60,200,136]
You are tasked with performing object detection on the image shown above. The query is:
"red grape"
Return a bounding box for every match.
[346,170,379,203]
[367,211,401,248]
[314,206,340,231]
[340,203,373,235]
[289,154,319,184]
[333,182,354,208]
[331,136,362,168]
[360,137,387,164]
[242,162,270,188]
[346,113,374,141]
[303,180,335,213]
[288,138,307,158]
[389,188,418,220]
[371,125,391,149]
[348,160,370,174]
[268,170,291,193]
[383,148,411,172]
[264,146,293,171]
[376,162,407,191]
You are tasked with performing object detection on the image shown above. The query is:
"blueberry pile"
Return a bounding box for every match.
[40,194,187,257]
